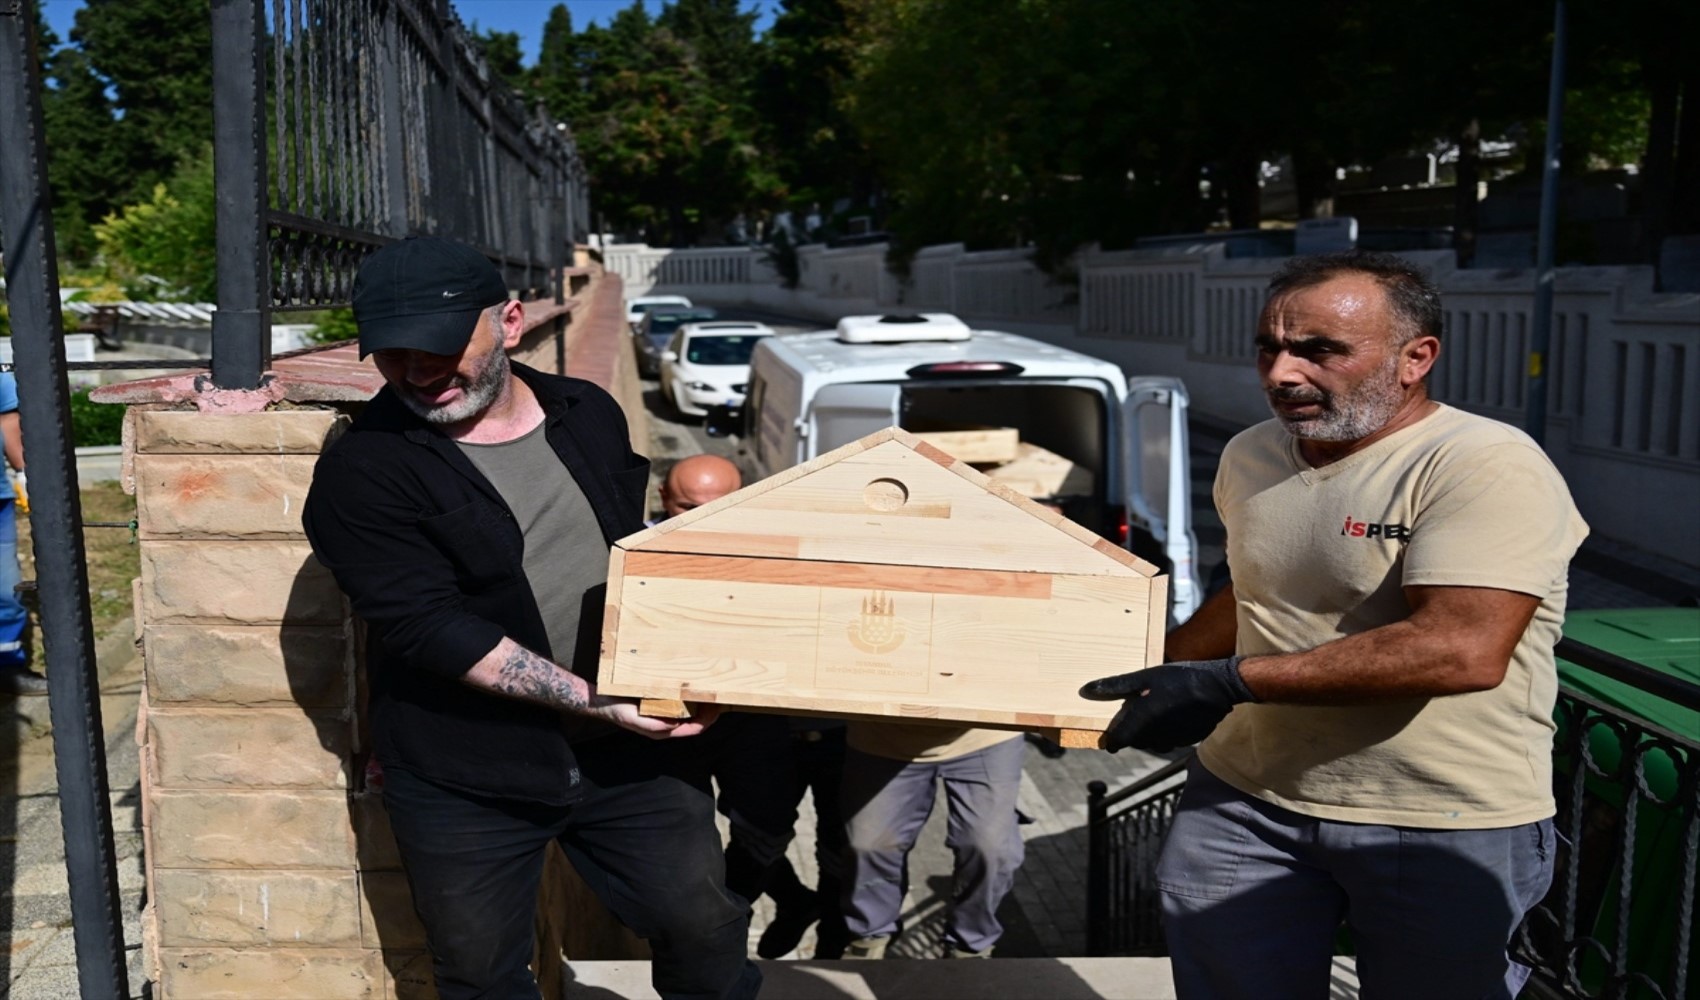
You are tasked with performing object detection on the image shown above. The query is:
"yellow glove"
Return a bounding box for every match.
[10,470,26,515]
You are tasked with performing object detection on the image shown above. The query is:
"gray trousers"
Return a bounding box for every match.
[841,738,1026,953]
[1158,760,1554,1000]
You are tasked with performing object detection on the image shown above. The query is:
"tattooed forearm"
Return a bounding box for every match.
[463,638,592,714]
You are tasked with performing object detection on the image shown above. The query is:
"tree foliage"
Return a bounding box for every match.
[533,1,777,244]
[13,0,1686,283]
[93,147,218,302]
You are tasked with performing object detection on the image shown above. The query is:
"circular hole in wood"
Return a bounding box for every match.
[863,477,909,512]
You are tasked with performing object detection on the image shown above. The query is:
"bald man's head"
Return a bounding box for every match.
[661,454,742,518]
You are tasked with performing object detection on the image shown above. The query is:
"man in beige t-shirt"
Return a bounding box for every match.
[1083,250,1585,999]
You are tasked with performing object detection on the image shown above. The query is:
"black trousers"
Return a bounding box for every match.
[382,734,761,1000]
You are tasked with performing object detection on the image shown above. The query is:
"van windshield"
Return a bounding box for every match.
[686,334,768,365]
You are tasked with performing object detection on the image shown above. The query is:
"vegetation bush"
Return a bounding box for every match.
[69,388,124,448]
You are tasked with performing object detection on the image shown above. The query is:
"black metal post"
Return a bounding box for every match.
[374,0,410,238]
[210,0,270,390]
[1086,779,1109,956]
[0,5,130,996]
[1526,0,1566,447]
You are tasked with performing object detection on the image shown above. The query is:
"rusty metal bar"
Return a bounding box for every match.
[0,5,130,994]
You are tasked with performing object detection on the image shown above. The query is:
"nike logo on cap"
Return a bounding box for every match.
[442,290,464,298]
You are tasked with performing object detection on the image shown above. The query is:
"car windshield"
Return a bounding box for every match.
[633,300,687,316]
[647,309,718,338]
[685,334,767,365]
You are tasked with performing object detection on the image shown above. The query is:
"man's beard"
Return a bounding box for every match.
[398,336,509,426]
[1266,352,1404,442]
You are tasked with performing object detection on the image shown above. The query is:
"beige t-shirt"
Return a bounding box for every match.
[847,722,1022,762]
[1198,405,1587,829]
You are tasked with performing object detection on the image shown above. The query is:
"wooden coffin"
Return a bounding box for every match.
[596,428,1167,748]
[907,422,1021,464]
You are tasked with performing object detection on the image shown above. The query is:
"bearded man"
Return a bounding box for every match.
[303,237,759,1000]
[1083,250,1586,999]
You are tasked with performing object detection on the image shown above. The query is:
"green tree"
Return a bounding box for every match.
[565,0,777,243]
[94,147,218,302]
[754,0,869,207]
[70,0,213,203]
[658,0,759,94]
[471,27,527,92]
[533,5,586,124]
[41,44,132,262]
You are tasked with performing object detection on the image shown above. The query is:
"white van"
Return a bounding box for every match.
[712,313,1201,622]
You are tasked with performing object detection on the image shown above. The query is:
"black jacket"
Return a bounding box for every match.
[303,364,651,804]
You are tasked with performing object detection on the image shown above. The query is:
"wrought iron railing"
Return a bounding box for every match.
[212,0,589,388]
[1516,639,1699,1000]
[1084,639,1699,1000]
[1085,755,1189,956]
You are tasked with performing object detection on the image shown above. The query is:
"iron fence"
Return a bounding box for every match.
[1085,756,1189,956]
[215,0,589,388]
[1084,640,1699,1000]
[1515,639,1699,1000]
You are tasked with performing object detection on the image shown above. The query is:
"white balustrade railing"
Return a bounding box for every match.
[600,237,1700,563]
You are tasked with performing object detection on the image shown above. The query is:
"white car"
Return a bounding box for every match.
[625,294,693,328]
[659,321,776,418]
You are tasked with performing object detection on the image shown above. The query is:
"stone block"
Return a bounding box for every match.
[360,871,428,950]
[155,870,362,948]
[149,708,349,789]
[141,541,343,625]
[137,454,319,538]
[158,948,380,999]
[351,793,404,871]
[381,951,439,1000]
[145,624,349,707]
[135,409,347,455]
[150,790,355,869]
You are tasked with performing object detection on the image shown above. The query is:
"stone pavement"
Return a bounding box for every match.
[2,622,149,999]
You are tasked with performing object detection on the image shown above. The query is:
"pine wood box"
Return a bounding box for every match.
[596,428,1167,748]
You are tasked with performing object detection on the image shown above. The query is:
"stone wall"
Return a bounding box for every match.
[131,408,430,999]
[111,263,638,998]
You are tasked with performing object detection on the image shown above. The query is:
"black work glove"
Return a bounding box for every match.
[1079,656,1256,753]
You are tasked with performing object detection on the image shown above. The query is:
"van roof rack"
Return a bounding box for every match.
[836,313,972,344]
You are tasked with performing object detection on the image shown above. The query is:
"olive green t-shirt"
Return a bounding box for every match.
[1198,405,1587,829]
[456,423,608,673]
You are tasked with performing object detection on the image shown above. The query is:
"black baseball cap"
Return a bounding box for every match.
[352,236,510,358]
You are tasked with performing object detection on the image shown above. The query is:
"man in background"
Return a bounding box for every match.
[0,371,44,695]
[840,724,1026,959]
[655,454,850,958]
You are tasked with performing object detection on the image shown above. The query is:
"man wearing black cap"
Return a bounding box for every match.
[303,237,759,1000]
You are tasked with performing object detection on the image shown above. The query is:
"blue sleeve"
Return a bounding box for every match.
[0,374,17,414]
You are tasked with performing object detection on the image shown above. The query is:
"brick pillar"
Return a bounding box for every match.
[132,409,433,1000]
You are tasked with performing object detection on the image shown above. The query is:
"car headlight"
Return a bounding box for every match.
[685,381,715,392]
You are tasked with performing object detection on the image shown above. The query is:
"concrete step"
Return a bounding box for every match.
[563,957,1362,999]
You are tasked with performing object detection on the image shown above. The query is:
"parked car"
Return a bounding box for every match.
[633,306,720,377]
[709,312,1201,622]
[625,294,693,329]
[659,321,776,419]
